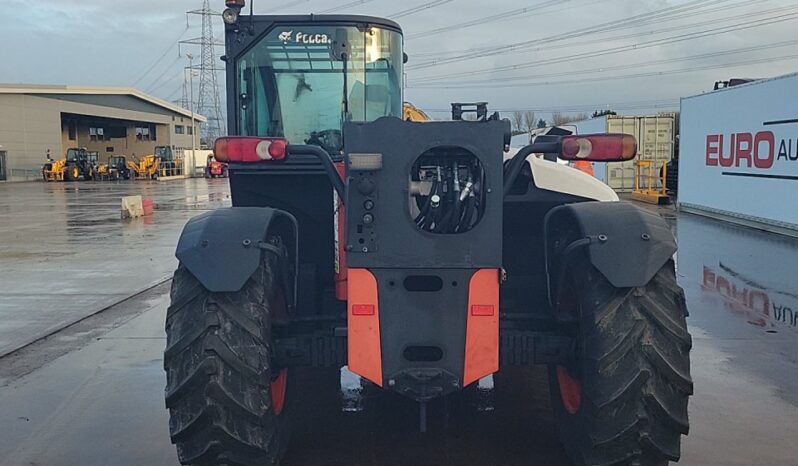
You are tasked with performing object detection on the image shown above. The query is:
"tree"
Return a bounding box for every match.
[537,118,547,129]
[522,111,537,134]
[511,110,538,135]
[551,111,589,126]
[511,111,525,135]
[592,109,617,118]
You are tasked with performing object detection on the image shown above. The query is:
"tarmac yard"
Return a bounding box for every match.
[1,180,797,466]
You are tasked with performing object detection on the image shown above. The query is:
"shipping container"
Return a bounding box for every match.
[678,72,798,236]
[572,114,676,192]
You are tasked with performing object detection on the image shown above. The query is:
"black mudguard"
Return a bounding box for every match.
[544,202,676,289]
[175,207,298,296]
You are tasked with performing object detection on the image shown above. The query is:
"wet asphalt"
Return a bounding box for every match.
[0,180,797,465]
[0,179,231,357]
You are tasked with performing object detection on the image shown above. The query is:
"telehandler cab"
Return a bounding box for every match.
[154,145,182,177]
[95,156,131,181]
[164,5,692,466]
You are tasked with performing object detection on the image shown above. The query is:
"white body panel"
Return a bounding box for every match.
[504,149,619,202]
[679,72,798,233]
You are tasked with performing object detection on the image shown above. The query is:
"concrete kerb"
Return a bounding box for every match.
[0,275,172,359]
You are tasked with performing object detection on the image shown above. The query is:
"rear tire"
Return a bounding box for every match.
[164,240,291,466]
[550,258,692,466]
[65,166,79,182]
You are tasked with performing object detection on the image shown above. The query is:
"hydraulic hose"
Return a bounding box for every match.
[503,142,561,197]
[456,196,476,232]
[415,179,439,225]
[287,144,345,203]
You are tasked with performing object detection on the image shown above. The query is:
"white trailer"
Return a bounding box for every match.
[678,72,798,237]
[572,114,676,192]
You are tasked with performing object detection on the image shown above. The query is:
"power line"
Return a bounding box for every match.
[146,63,187,94]
[410,11,798,84]
[409,0,765,61]
[317,0,376,14]
[268,0,311,12]
[142,55,182,93]
[407,0,738,69]
[408,38,798,87]
[410,52,798,89]
[484,0,789,60]
[388,0,454,19]
[406,0,569,40]
[131,26,189,88]
[166,83,184,102]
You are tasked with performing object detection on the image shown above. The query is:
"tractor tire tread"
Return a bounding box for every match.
[164,252,285,466]
[553,259,691,466]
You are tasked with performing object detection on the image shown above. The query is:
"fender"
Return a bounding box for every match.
[545,202,676,289]
[176,207,298,299]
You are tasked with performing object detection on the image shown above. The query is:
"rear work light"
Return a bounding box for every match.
[560,133,637,162]
[214,137,288,163]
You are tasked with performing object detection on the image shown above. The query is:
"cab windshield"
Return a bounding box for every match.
[66,149,83,161]
[237,25,403,154]
[155,147,173,160]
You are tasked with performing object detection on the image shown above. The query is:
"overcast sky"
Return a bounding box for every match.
[1,0,796,121]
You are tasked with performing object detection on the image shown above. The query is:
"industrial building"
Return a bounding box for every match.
[0,85,206,181]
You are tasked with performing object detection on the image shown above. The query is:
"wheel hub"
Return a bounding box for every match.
[556,366,582,414]
[271,368,288,415]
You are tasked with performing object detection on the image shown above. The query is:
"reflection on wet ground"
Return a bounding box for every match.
[0,188,797,465]
[677,213,798,394]
[0,179,231,356]
[677,212,798,333]
[674,211,798,465]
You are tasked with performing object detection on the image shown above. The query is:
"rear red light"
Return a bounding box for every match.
[352,304,375,316]
[268,139,287,160]
[560,134,637,162]
[226,0,245,8]
[213,137,288,163]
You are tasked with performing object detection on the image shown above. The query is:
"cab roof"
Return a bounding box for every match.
[229,14,402,33]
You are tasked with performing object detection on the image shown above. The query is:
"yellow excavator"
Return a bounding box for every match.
[403,101,430,122]
[127,154,161,180]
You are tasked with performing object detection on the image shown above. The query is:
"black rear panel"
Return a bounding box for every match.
[229,159,336,315]
[373,268,474,400]
[342,117,509,398]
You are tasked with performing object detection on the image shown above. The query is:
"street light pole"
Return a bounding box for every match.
[187,53,197,171]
